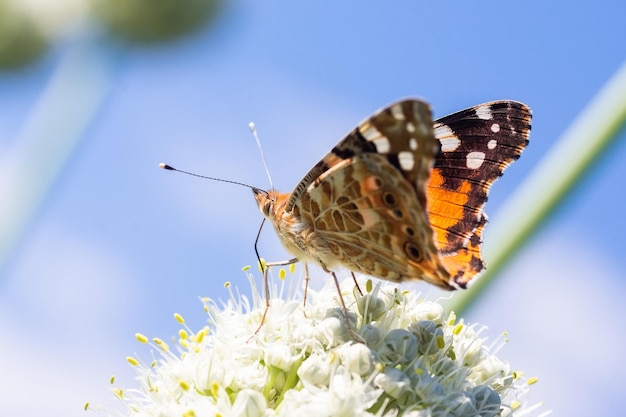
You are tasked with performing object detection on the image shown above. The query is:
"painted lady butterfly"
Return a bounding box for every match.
[254,99,531,291]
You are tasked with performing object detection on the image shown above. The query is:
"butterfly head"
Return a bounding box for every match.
[253,187,293,226]
[252,187,273,218]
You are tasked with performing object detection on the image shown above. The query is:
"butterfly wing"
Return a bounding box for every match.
[298,153,453,288]
[289,99,454,289]
[428,101,532,287]
[287,99,435,212]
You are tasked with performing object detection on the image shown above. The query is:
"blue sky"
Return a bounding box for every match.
[1,1,625,415]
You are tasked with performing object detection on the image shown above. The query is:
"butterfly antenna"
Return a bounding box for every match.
[159,163,256,190]
[249,122,274,190]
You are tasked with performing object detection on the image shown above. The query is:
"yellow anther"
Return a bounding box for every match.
[135,333,149,344]
[153,338,170,351]
[211,381,220,397]
[174,313,185,324]
[436,335,445,349]
[195,328,207,343]
[452,323,464,335]
[447,312,457,325]
[127,356,139,366]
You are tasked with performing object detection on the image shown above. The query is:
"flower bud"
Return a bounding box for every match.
[373,366,414,403]
[410,320,444,355]
[380,329,418,366]
[298,355,330,387]
[339,343,373,376]
[472,385,501,417]
[231,389,267,417]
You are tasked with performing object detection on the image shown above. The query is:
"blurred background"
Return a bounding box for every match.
[0,1,624,415]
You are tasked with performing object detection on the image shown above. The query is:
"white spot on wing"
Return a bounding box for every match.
[491,123,500,133]
[434,124,461,152]
[488,139,497,149]
[361,125,381,140]
[409,137,418,150]
[406,122,416,133]
[360,124,391,153]
[390,104,405,120]
[475,105,493,120]
[398,151,414,171]
[439,136,461,152]
[373,138,390,153]
[466,151,486,169]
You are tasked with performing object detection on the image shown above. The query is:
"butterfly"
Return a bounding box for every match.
[253,99,531,292]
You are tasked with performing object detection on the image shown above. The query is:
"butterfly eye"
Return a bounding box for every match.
[404,241,422,262]
[261,199,273,217]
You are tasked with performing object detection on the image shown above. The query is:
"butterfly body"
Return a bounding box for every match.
[255,99,531,290]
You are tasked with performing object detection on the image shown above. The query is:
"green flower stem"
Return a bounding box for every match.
[0,30,115,278]
[448,61,626,315]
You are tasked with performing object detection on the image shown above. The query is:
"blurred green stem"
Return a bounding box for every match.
[448,61,626,315]
[0,29,115,277]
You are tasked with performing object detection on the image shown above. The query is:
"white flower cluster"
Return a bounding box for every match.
[110,271,546,417]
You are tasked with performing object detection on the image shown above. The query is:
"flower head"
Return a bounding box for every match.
[104,269,547,417]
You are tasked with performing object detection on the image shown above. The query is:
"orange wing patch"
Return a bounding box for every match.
[438,220,485,288]
[426,167,485,287]
[426,168,473,251]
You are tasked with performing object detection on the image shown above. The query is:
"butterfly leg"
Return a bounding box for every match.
[302,262,310,309]
[252,257,299,337]
[351,272,363,296]
[320,265,361,339]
